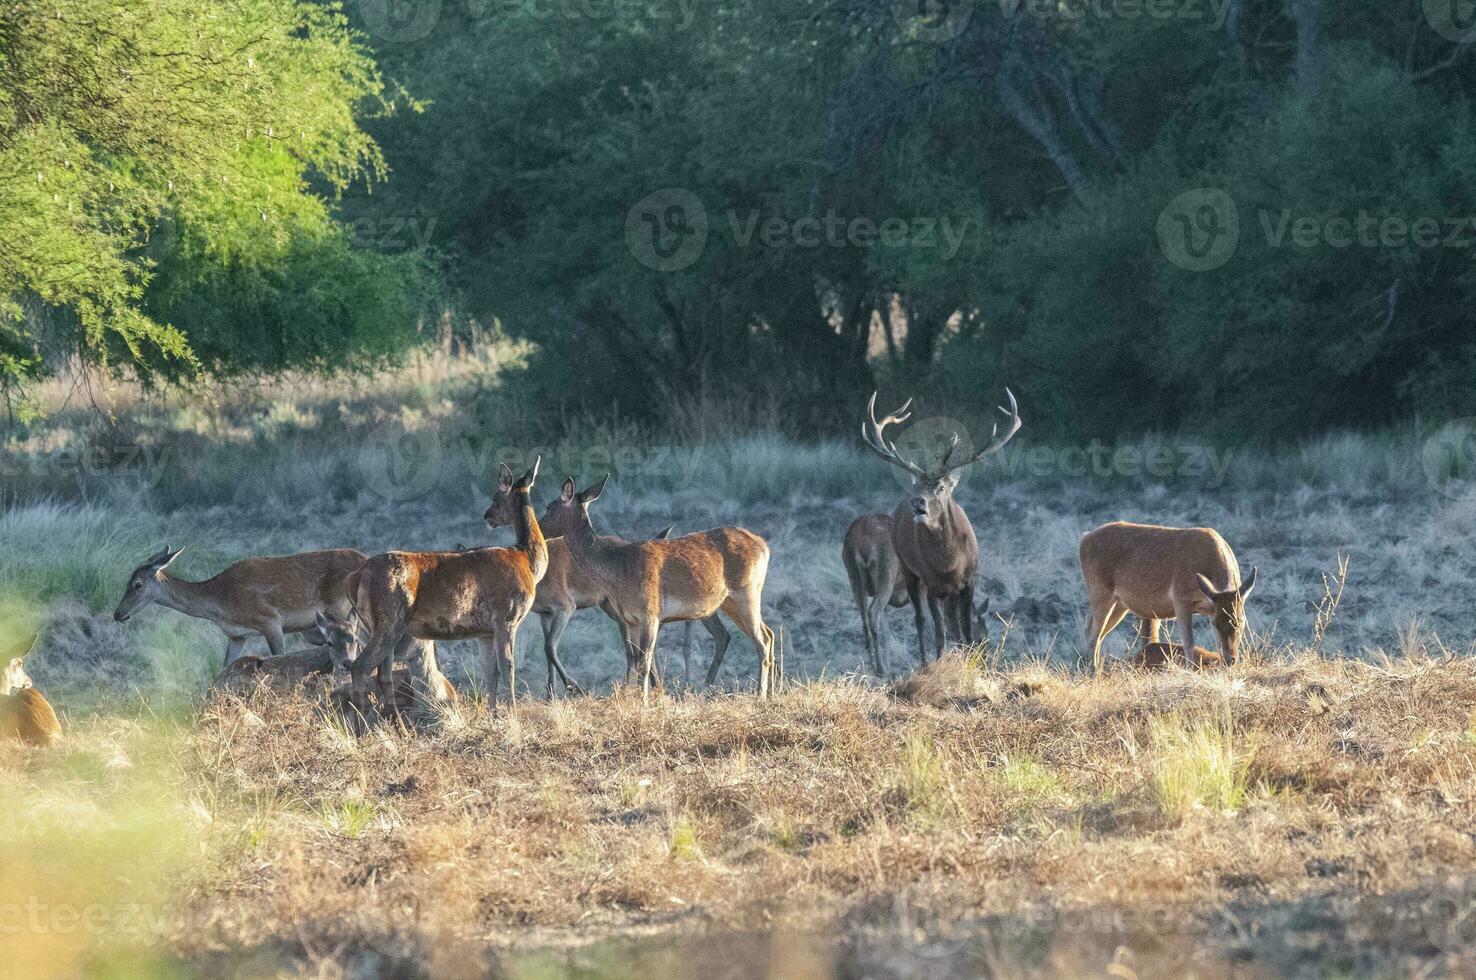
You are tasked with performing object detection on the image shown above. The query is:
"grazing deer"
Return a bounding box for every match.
[861,390,1021,665]
[1079,521,1257,675]
[533,523,730,696]
[114,547,367,666]
[211,612,357,694]
[1,653,61,747]
[347,459,547,720]
[539,476,776,700]
[1133,642,1223,671]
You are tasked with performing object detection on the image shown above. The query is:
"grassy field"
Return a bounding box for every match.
[2,355,1475,977]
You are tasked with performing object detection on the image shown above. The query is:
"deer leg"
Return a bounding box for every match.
[503,621,520,708]
[904,578,927,667]
[679,621,694,689]
[1085,597,1122,677]
[627,619,659,705]
[700,616,730,688]
[866,591,891,678]
[542,607,583,698]
[926,594,946,659]
[262,620,286,660]
[719,592,776,698]
[846,561,879,675]
[959,583,977,646]
[353,620,400,726]
[1176,605,1196,664]
[1135,616,1161,650]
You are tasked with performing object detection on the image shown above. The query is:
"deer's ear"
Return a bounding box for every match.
[497,462,514,491]
[561,477,576,503]
[516,454,541,490]
[1195,573,1221,600]
[156,546,185,570]
[579,474,609,505]
[653,524,674,540]
[1238,566,1257,600]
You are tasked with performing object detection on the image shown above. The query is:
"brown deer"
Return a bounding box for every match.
[539,476,776,700]
[534,524,730,696]
[842,513,911,676]
[114,547,366,666]
[347,458,547,720]
[1133,642,1223,671]
[1079,521,1257,676]
[861,390,1021,665]
[1,653,61,747]
[211,612,358,695]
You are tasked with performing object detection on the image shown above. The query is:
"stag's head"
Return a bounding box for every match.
[483,457,542,529]
[539,475,607,540]
[860,390,1021,529]
[114,546,186,623]
[1196,567,1258,664]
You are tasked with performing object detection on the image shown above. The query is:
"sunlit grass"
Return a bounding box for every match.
[1146,711,1259,818]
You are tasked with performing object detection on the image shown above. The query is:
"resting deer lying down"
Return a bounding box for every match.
[114,546,367,666]
[1,645,61,747]
[211,613,357,694]
[1080,521,1257,675]
[1133,642,1223,671]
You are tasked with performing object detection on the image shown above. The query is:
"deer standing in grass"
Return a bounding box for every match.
[534,524,730,696]
[1079,521,1257,676]
[539,476,776,700]
[2,642,61,747]
[348,459,547,720]
[113,547,366,667]
[861,391,1021,664]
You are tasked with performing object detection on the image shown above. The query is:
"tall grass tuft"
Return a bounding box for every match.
[1146,711,1258,818]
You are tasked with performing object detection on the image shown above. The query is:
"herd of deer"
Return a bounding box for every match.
[2,388,1259,743]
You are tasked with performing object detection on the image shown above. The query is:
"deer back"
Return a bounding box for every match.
[1081,522,1240,616]
[843,514,909,603]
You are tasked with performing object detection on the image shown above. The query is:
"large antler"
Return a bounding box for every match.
[861,392,928,480]
[939,388,1022,477]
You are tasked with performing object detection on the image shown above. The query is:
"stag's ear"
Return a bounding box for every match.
[516,454,541,490]
[653,524,674,540]
[1195,573,1222,601]
[497,462,514,492]
[560,477,576,503]
[1238,566,1257,600]
[579,474,609,505]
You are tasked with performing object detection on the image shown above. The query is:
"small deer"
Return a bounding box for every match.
[861,390,1021,665]
[114,547,367,666]
[1080,521,1257,675]
[1,648,61,747]
[539,476,776,700]
[534,523,730,696]
[211,612,358,695]
[1133,642,1223,671]
[842,513,911,676]
[348,459,547,720]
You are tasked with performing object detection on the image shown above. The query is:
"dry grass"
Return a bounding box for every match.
[3,653,1475,977]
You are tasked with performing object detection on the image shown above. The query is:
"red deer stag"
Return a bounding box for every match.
[347,458,547,721]
[1079,521,1257,676]
[539,477,775,701]
[860,391,1021,664]
[114,547,365,666]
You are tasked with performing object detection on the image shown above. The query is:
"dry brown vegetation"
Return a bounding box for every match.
[5,650,1476,978]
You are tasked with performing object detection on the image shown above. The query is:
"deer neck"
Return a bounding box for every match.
[560,517,624,586]
[510,493,548,580]
[155,573,229,621]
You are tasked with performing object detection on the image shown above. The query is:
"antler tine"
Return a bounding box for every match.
[941,387,1023,475]
[861,392,928,479]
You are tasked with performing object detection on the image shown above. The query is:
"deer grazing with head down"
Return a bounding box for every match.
[114,547,367,666]
[347,458,546,721]
[1079,521,1257,675]
[860,391,1021,664]
[539,476,776,700]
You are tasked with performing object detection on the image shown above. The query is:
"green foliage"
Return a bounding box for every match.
[0,0,427,403]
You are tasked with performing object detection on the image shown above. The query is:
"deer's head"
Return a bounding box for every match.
[861,391,1021,529]
[2,657,33,696]
[113,546,186,623]
[540,475,608,540]
[483,458,541,529]
[1196,567,1258,664]
[307,611,361,671]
